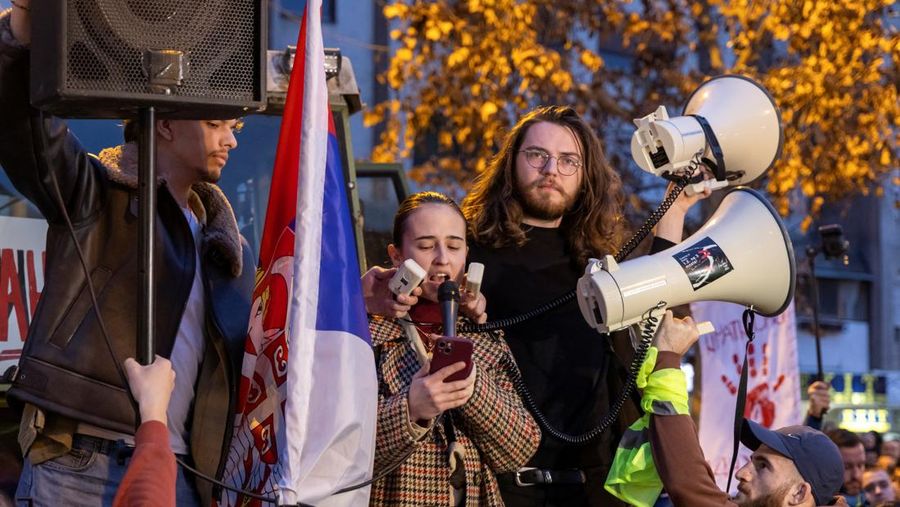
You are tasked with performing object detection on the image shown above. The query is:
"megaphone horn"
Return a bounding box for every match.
[630,75,784,195]
[577,187,796,333]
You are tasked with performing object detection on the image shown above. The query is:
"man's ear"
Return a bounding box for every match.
[156,119,175,141]
[786,481,814,506]
[387,244,402,267]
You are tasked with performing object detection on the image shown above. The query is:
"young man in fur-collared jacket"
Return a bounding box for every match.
[0,5,254,506]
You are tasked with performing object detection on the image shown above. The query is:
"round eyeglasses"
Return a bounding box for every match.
[518,148,583,176]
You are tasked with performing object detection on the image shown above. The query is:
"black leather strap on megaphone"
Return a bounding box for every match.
[689,114,727,182]
[725,308,757,495]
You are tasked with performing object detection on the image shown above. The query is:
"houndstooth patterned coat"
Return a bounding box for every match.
[369,316,541,506]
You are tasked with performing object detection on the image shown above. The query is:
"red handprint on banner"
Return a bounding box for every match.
[720,341,785,428]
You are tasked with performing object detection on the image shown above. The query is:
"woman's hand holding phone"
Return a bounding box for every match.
[429,337,474,380]
[407,360,477,423]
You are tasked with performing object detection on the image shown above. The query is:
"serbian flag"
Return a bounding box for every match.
[221,1,377,505]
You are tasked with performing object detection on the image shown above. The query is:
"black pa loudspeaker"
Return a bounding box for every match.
[30,0,267,119]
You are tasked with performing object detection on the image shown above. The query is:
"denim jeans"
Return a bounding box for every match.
[15,443,201,507]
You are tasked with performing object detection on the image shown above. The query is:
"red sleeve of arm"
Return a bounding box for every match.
[648,352,738,507]
[113,421,176,507]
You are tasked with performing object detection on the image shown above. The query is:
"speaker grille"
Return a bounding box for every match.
[63,0,258,103]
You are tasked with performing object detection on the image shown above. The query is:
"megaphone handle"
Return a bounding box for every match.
[631,319,713,354]
[696,321,716,336]
[684,179,728,196]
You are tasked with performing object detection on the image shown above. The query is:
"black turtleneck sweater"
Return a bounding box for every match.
[468,225,673,507]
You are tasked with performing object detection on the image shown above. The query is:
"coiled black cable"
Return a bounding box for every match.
[502,303,666,444]
[459,290,577,333]
[613,163,700,267]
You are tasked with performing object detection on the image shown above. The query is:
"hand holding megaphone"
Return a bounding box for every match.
[684,180,723,197]
[631,75,783,194]
[577,187,795,335]
[683,168,724,197]
[654,312,700,356]
[626,305,717,352]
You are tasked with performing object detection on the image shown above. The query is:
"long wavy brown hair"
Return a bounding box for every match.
[462,105,626,265]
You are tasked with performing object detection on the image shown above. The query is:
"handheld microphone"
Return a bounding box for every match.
[438,281,460,337]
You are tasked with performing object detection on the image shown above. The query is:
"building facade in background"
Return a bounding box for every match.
[793,180,900,435]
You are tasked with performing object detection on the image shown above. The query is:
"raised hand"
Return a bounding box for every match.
[10,0,32,45]
[654,311,700,356]
[655,180,713,243]
[460,289,487,324]
[807,380,830,418]
[124,356,176,424]
[361,265,422,318]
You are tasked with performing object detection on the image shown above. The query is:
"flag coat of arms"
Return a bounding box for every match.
[222,1,377,505]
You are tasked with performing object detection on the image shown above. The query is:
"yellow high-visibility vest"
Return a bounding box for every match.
[605,348,691,507]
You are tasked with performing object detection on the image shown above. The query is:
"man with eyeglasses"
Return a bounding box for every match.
[460,105,706,506]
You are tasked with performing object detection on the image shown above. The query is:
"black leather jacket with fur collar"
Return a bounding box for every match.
[0,14,254,502]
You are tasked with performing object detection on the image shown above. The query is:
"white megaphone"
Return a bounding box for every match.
[577,187,795,333]
[630,75,783,195]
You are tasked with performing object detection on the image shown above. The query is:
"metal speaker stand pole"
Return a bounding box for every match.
[806,248,825,381]
[137,107,156,366]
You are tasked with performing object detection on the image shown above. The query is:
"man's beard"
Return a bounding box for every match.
[735,483,792,507]
[842,481,862,496]
[200,165,223,184]
[516,179,578,221]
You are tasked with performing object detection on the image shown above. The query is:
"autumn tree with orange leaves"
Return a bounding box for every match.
[366,0,898,220]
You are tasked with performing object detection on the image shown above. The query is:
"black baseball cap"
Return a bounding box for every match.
[741,419,844,505]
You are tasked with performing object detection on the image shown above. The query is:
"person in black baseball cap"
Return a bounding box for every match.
[616,312,849,507]
[737,419,845,506]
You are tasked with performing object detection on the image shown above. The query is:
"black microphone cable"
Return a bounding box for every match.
[501,302,666,444]
[174,456,282,504]
[173,441,420,503]
[37,113,132,397]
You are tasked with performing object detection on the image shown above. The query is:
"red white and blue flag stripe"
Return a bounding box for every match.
[222,1,376,505]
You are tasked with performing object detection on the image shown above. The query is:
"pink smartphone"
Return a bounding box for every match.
[429,336,474,382]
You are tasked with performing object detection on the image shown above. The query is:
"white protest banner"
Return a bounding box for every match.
[692,301,802,494]
[0,216,47,373]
